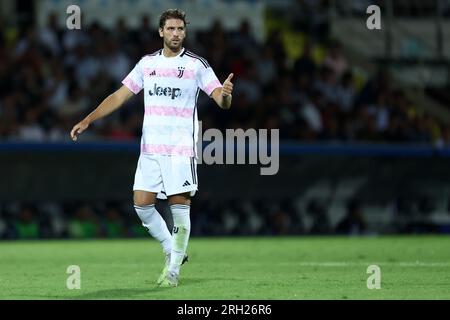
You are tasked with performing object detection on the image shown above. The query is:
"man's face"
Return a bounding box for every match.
[159,18,186,51]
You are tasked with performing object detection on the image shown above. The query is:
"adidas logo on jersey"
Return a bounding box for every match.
[182,181,191,187]
[148,70,156,76]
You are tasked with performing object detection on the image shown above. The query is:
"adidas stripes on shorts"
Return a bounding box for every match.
[133,153,198,200]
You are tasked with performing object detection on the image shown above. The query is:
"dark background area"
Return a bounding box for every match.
[1,0,450,239]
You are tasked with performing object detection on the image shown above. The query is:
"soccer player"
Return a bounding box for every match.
[70,9,233,287]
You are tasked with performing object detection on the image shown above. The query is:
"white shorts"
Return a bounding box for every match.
[133,154,198,200]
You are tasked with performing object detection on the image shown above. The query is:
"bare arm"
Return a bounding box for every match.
[70,85,134,141]
[211,73,234,110]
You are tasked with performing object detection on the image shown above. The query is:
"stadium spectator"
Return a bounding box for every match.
[306,199,332,234]
[323,40,348,80]
[14,205,40,239]
[293,40,317,80]
[335,199,368,235]
[67,204,101,238]
[102,206,127,238]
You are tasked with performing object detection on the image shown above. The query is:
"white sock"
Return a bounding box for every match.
[168,204,191,275]
[134,204,172,255]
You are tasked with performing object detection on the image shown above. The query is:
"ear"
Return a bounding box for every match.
[159,28,163,37]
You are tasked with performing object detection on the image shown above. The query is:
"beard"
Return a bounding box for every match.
[164,38,183,52]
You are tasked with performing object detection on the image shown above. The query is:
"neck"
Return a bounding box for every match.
[163,46,182,58]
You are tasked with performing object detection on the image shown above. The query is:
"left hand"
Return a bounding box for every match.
[221,73,234,97]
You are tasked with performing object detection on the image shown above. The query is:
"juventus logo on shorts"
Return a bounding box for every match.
[173,226,179,234]
[177,67,185,78]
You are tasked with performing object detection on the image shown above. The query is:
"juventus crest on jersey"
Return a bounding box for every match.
[122,48,222,159]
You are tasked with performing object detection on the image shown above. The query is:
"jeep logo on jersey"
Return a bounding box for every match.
[149,84,181,99]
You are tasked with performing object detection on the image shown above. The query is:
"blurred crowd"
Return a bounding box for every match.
[1,10,450,145]
[2,195,446,240]
[0,197,369,239]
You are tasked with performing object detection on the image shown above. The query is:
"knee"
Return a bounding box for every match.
[133,191,156,207]
[134,200,154,207]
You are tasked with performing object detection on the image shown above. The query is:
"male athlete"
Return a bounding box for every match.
[70,9,233,287]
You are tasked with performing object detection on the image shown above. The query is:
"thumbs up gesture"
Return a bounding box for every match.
[221,73,234,97]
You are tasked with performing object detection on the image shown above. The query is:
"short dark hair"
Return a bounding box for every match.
[159,9,188,29]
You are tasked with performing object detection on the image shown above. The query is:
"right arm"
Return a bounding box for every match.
[70,85,134,141]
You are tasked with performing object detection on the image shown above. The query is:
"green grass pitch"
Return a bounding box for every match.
[0,236,449,300]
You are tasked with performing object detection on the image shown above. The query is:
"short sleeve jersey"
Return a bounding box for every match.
[122,48,222,158]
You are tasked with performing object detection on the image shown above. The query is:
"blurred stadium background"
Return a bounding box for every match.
[1,0,450,241]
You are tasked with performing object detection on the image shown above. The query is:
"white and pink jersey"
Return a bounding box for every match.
[122,48,222,158]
